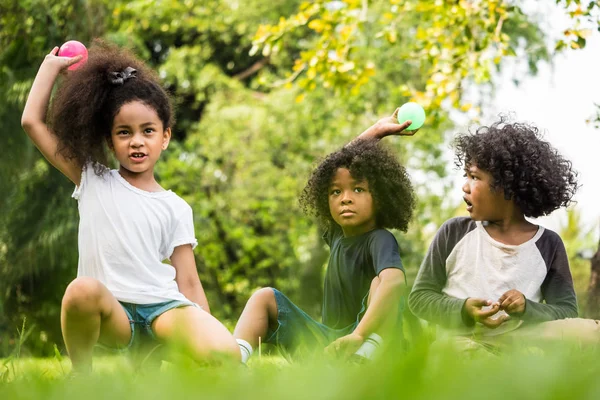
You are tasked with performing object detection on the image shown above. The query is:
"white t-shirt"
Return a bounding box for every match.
[72,163,198,305]
[409,217,578,337]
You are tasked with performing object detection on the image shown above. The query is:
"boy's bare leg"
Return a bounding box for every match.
[233,288,279,348]
[61,277,132,373]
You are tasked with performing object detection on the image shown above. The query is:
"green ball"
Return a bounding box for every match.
[396,102,426,130]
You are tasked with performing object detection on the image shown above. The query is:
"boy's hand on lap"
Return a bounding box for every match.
[498,289,526,316]
[325,332,365,357]
[464,298,510,329]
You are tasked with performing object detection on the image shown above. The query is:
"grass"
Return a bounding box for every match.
[2,339,600,400]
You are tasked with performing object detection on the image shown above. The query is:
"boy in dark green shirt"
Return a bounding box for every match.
[234,111,417,362]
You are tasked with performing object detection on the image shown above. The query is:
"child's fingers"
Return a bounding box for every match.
[65,55,83,66]
[49,47,59,56]
[398,120,412,130]
[500,297,512,309]
[392,107,400,119]
[324,341,340,355]
[505,302,517,313]
[476,304,499,319]
[498,291,511,303]
[470,298,491,308]
[481,315,509,329]
[505,300,524,314]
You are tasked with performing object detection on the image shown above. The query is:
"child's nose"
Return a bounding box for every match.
[130,133,144,146]
[341,192,353,204]
[462,180,470,193]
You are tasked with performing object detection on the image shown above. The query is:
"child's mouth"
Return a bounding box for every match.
[463,197,473,212]
[129,152,147,162]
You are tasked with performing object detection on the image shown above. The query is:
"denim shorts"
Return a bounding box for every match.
[100,299,197,351]
[264,289,366,353]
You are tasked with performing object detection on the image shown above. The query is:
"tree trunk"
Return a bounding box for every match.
[586,237,600,319]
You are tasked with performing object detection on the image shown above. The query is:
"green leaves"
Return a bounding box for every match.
[555,1,599,50]
[250,0,549,112]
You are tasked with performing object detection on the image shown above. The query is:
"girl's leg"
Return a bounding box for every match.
[61,277,132,373]
[151,306,241,363]
[233,288,278,348]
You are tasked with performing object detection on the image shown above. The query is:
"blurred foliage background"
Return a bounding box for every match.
[0,0,598,356]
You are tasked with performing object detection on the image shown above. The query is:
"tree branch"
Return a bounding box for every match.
[234,57,270,80]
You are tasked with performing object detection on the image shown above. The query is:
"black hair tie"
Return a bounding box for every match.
[108,67,137,85]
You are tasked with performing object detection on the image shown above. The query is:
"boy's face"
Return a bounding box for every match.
[328,168,377,237]
[462,163,510,221]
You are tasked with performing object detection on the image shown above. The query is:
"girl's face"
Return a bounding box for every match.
[462,163,511,221]
[110,101,171,176]
[328,168,377,237]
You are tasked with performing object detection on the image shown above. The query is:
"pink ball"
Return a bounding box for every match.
[58,40,88,71]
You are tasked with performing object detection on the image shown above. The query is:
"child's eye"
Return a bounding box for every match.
[117,130,129,136]
[330,189,341,196]
[354,187,365,193]
[144,128,155,134]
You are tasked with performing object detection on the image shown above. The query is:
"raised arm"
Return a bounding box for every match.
[353,108,415,143]
[21,47,83,185]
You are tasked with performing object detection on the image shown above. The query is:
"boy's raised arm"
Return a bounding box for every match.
[352,108,415,144]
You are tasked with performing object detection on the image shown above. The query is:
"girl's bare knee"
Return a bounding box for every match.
[62,277,104,314]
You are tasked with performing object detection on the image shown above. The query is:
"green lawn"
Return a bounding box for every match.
[2,340,600,400]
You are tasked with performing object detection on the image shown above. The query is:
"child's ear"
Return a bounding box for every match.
[162,127,172,150]
[106,136,115,152]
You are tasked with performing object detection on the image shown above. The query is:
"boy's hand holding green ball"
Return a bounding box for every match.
[395,102,426,131]
[356,102,425,142]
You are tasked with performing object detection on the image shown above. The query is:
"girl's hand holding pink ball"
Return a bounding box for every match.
[57,40,88,70]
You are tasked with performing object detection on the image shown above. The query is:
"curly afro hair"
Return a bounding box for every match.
[454,117,578,218]
[300,139,415,232]
[50,39,174,175]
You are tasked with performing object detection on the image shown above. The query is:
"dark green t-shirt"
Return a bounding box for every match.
[322,225,404,329]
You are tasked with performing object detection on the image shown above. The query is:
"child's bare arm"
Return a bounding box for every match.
[325,268,405,356]
[21,47,83,185]
[353,108,416,143]
[171,244,211,313]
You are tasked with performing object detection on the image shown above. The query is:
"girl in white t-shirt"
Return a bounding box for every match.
[21,40,239,372]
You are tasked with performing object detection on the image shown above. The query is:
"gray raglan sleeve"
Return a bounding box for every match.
[521,233,578,322]
[408,219,474,328]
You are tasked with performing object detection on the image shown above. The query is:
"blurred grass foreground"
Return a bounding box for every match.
[2,336,600,400]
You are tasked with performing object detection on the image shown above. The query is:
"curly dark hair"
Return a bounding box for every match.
[454,117,578,218]
[50,39,174,175]
[300,139,415,232]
